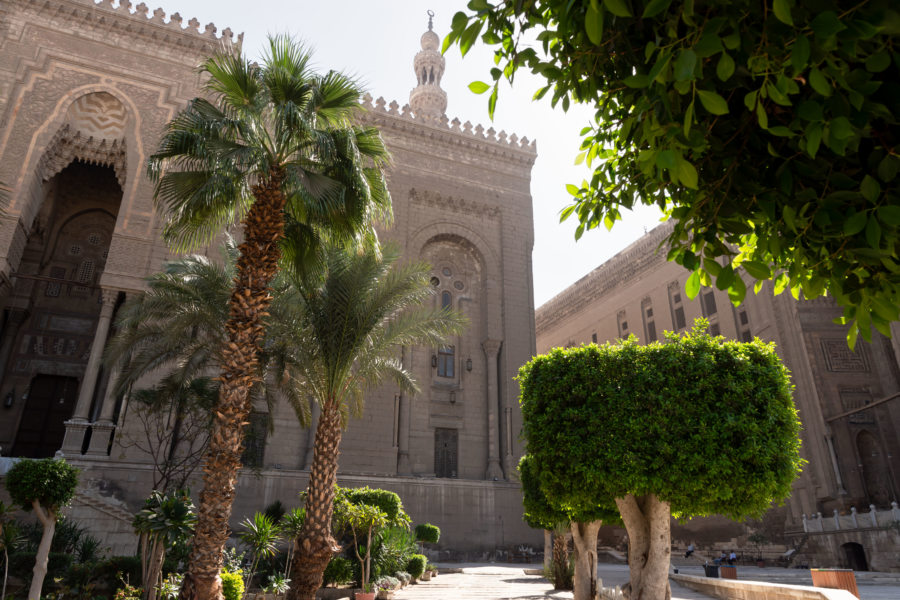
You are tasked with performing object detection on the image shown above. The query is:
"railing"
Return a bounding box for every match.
[802,501,900,532]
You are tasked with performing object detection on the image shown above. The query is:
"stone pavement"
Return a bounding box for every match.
[390,564,713,600]
[390,563,900,600]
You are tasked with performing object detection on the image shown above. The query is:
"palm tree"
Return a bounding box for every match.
[147,36,390,600]
[271,243,465,600]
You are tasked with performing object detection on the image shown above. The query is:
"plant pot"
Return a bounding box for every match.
[375,591,394,600]
[354,593,376,600]
[420,572,431,581]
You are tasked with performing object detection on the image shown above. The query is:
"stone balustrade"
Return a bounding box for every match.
[802,502,900,532]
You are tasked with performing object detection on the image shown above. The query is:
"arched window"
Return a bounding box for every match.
[441,290,451,310]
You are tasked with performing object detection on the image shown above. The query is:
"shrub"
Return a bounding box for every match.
[96,555,142,587]
[406,554,426,579]
[414,523,440,544]
[375,576,399,591]
[371,526,417,580]
[322,555,354,586]
[8,551,73,582]
[344,488,406,523]
[113,581,142,600]
[5,458,79,512]
[394,571,410,585]
[220,569,244,600]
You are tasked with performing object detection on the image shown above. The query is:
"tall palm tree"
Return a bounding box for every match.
[147,36,390,600]
[271,243,465,600]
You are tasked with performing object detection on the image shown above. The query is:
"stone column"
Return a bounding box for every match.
[397,346,412,474]
[303,401,320,470]
[483,339,503,480]
[61,289,118,455]
[85,367,119,456]
[0,308,27,387]
[824,426,847,495]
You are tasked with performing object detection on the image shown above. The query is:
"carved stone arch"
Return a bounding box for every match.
[42,208,117,272]
[37,92,128,187]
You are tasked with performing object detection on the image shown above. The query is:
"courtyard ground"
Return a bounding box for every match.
[387,563,900,600]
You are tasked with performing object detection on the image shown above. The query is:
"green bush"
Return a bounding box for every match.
[371,526,417,580]
[406,554,426,579]
[322,555,354,586]
[344,487,405,523]
[414,523,440,544]
[220,569,244,600]
[96,555,142,587]
[5,458,79,512]
[8,551,73,582]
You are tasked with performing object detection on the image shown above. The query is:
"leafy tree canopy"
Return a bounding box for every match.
[414,523,441,544]
[516,323,804,520]
[446,0,900,347]
[5,458,79,512]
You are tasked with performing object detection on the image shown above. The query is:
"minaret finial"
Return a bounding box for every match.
[427,9,434,31]
[410,10,447,121]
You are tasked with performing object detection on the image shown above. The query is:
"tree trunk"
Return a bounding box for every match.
[551,528,570,590]
[616,494,671,600]
[570,520,602,600]
[28,502,55,600]
[180,171,286,600]
[286,402,344,600]
[543,530,552,571]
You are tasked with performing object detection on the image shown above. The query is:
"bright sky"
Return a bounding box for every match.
[153,0,664,307]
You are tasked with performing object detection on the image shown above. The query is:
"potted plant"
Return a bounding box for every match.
[747,533,768,567]
[407,554,427,583]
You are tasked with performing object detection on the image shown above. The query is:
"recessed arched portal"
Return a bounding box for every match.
[841,542,868,571]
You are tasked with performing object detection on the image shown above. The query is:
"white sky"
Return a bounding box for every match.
[153,0,665,307]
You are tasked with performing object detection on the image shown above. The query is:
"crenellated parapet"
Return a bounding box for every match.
[361,93,537,167]
[8,0,242,56]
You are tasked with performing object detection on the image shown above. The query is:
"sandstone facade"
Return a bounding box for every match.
[0,0,539,554]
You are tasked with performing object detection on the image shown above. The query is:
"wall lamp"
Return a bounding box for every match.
[4,388,14,409]
[466,358,473,372]
[431,354,437,368]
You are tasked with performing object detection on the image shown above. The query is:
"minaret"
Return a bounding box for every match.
[409,10,447,122]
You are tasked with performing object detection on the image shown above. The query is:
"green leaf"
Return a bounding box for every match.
[697,90,729,115]
[860,175,881,202]
[865,217,881,248]
[809,69,832,97]
[603,0,633,18]
[877,155,899,183]
[811,11,846,39]
[683,100,694,137]
[791,36,810,73]
[865,51,891,73]
[756,102,769,129]
[656,150,677,170]
[676,157,698,189]
[624,74,650,88]
[685,270,701,299]
[715,266,735,290]
[468,81,491,94]
[877,205,900,226]
[768,126,794,137]
[806,122,823,158]
[642,0,673,18]
[487,85,498,118]
[566,183,581,196]
[797,100,823,122]
[728,276,747,306]
[830,116,852,139]
[716,53,735,81]
[773,0,793,26]
[585,0,605,45]
[843,211,867,235]
[559,205,576,222]
[674,50,697,81]
[742,261,772,280]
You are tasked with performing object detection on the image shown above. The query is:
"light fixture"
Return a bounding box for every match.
[466,358,473,372]
[4,389,14,409]
[431,354,437,368]
[449,391,456,404]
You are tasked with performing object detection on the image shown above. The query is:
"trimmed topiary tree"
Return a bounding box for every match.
[517,322,804,600]
[413,523,440,545]
[405,554,426,580]
[4,458,79,600]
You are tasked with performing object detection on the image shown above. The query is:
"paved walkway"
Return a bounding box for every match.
[389,563,900,600]
[390,564,712,600]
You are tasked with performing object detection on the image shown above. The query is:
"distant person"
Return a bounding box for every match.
[715,551,726,566]
[728,550,737,565]
[685,543,695,558]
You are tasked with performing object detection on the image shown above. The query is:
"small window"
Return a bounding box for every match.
[77,259,95,284]
[430,276,440,287]
[739,311,749,325]
[88,233,102,245]
[437,346,455,378]
[710,323,721,336]
[674,306,686,330]
[673,293,681,303]
[647,321,657,342]
[646,307,653,318]
[591,333,597,343]
[241,412,268,468]
[441,291,452,310]
[442,267,452,276]
[741,330,753,342]
[621,321,628,331]
[702,290,718,316]
[453,280,464,290]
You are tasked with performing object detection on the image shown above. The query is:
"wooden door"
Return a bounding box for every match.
[434,427,458,478]
[11,375,78,457]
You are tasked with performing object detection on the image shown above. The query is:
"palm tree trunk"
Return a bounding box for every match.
[180,170,286,600]
[287,402,343,600]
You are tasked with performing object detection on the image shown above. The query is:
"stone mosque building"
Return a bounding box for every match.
[537,222,900,571]
[0,0,540,554]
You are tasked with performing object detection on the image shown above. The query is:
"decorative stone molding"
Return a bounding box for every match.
[408,188,500,220]
[536,221,674,334]
[10,0,241,56]
[37,125,127,186]
[361,93,537,165]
